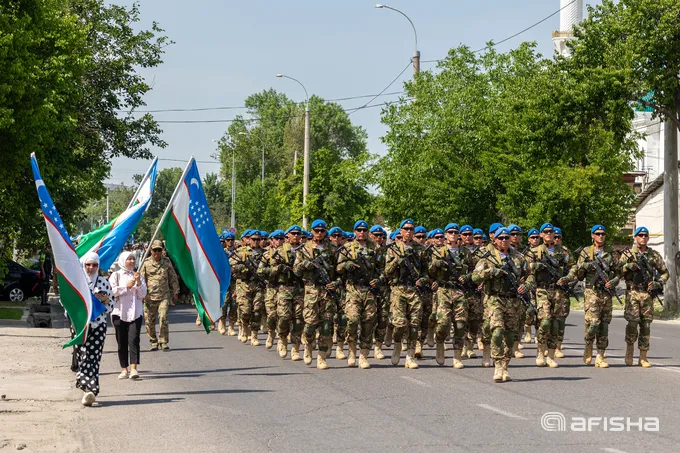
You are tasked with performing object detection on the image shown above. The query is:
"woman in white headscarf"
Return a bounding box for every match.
[78,251,113,407]
[109,251,147,380]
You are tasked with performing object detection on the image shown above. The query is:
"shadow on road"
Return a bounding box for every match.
[514,376,591,382]
[161,346,224,352]
[234,372,306,377]
[146,366,273,375]
[121,389,273,397]
[97,397,183,407]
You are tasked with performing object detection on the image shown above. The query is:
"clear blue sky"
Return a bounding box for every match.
[109,0,602,185]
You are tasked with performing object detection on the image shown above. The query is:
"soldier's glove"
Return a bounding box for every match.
[650,281,663,291]
[369,278,381,288]
[302,260,315,270]
[534,262,547,272]
[431,281,439,291]
[343,262,360,272]
[416,278,429,287]
[489,267,504,278]
[626,262,641,272]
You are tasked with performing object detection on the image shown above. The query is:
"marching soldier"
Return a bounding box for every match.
[415,225,435,358]
[564,224,620,368]
[328,226,347,359]
[230,230,263,346]
[478,223,504,367]
[384,219,429,369]
[336,220,385,369]
[619,226,669,367]
[293,219,341,370]
[460,225,484,360]
[523,228,541,344]
[472,228,532,382]
[552,227,575,358]
[217,232,238,336]
[257,230,286,349]
[507,224,526,358]
[370,225,389,359]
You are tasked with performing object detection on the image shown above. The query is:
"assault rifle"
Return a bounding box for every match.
[579,249,623,305]
[441,248,466,291]
[387,243,427,293]
[527,248,576,298]
[622,248,664,306]
[299,246,341,304]
[230,251,267,288]
[337,246,381,295]
[500,258,538,321]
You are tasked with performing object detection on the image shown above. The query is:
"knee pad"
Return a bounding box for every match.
[640,321,651,337]
[491,327,504,346]
[556,318,566,333]
[293,319,304,334]
[303,323,316,337]
[454,321,467,338]
[599,321,609,337]
[587,322,600,337]
[408,326,418,341]
[539,319,552,333]
[320,320,333,338]
[251,311,261,324]
[626,321,639,333]
[338,313,348,328]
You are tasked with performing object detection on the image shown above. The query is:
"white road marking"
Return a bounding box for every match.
[400,376,432,388]
[477,403,528,420]
[650,336,663,340]
[602,448,628,453]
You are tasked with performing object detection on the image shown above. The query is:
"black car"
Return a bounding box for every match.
[1,260,45,302]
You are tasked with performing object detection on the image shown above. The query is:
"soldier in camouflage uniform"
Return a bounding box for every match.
[336,220,385,369]
[257,230,286,349]
[460,225,484,361]
[524,223,574,368]
[618,226,669,368]
[369,225,389,359]
[140,240,179,351]
[552,227,575,358]
[430,223,475,369]
[384,219,429,369]
[293,219,341,370]
[217,233,238,336]
[413,225,434,358]
[522,228,541,344]
[230,230,265,346]
[328,227,348,360]
[478,223,505,367]
[507,225,526,359]
[472,228,532,382]
[564,224,620,368]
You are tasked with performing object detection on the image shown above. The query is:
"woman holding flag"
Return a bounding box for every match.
[78,252,114,406]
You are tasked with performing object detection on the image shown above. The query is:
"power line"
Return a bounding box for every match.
[420,0,577,64]
[348,61,413,116]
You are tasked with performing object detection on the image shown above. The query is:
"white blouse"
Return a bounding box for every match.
[109,270,147,322]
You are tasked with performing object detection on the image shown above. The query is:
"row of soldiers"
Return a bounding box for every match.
[212,219,669,382]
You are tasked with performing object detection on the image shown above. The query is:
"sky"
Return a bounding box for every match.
[108,0,603,186]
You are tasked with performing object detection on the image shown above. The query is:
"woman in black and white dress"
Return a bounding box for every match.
[78,251,114,407]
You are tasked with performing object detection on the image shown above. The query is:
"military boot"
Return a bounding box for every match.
[227,325,237,336]
[250,331,260,346]
[502,360,512,382]
[384,325,393,348]
[513,341,524,359]
[625,343,634,366]
[426,327,435,347]
[493,361,503,382]
[218,319,227,335]
[523,325,532,344]
[278,337,288,358]
[482,347,491,368]
[536,344,546,367]
[291,342,301,361]
[405,348,419,369]
[241,325,251,344]
[304,344,313,365]
[583,343,593,365]
[453,349,464,369]
[477,337,484,350]
[546,348,559,368]
[595,350,609,368]
[466,338,477,358]
[391,341,402,366]
[435,342,445,366]
[358,349,371,369]
[639,349,652,368]
[414,340,424,359]
[461,340,469,359]
[195,315,201,326]
[316,351,328,370]
[374,341,385,360]
[336,341,346,360]
[266,331,274,349]
[554,342,565,359]
[347,341,357,367]
[517,341,524,350]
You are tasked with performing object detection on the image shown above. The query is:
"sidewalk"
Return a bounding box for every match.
[0,327,83,452]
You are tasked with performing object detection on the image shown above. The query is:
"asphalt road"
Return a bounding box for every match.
[83,306,680,453]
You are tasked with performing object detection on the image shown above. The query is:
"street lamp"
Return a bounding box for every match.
[238,131,265,187]
[276,73,311,230]
[213,139,236,229]
[375,4,420,76]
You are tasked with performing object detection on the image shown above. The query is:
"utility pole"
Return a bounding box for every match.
[375,4,419,79]
[106,188,110,223]
[664,119,678,313]
[413,50,420,76]
[303,104,311,230]
[231,147,236,229]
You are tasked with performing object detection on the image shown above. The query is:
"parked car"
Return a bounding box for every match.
[1,260,45,302]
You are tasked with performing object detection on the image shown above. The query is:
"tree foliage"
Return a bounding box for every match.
[377,43,639,247]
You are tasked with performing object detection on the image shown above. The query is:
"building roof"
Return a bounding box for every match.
[634,161,680,207]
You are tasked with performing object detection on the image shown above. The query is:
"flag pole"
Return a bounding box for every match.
[126,157,158,210]
[139,157,194,265]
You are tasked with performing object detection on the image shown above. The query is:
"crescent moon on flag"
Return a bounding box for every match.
[190,178,199,187]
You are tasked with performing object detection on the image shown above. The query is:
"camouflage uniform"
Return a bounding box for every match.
[565,246,620,364]
[472,246,531,380]
[257,246,281,344]
[269,242,305,357]
[417,246,436,353]
[384,241,429,367]
[140,255,179,348]
[525,243,574,362]
[219,247,238,332]
[229,246,265,343]
[336,241,384,360]
[293,240,340,365]
[619,246,668,351]
[464,245,485,356]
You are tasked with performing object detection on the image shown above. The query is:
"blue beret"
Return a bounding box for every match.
[328,226,343,236]
[431,228,444,236]
[426,231,433,239]
[370,225,386,234]
[482,234,488,240]
[460,225,473,233]
[353,220,368,230]
[306,231,313,238]
[495,228,510,237]
[540,223,554,233]
[347,232,356,239]
[528,228,539,237]
[240,230,249,239]
[269,230,284,239]
[285,225,302,235]
[224,232,235,240]
[554,227,562,236]
[250,230,262,238]
[489,223,504,235]
[508,224,523,233]
[415,226,427,234]
[473,228,484,236]
[445,223,460,232]
[634,226,649,236]
[389,232,397,240]
[591,224,605,234]
[311,219,327,229]
[399,218,415,228]
[259,230,268,237]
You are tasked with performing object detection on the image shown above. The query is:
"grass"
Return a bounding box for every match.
[568,296,679,320]
[0,308,24,320]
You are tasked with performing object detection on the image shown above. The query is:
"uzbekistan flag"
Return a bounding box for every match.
[31,154,106,348]
[160,158,230,333]
[76,158,158,271]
